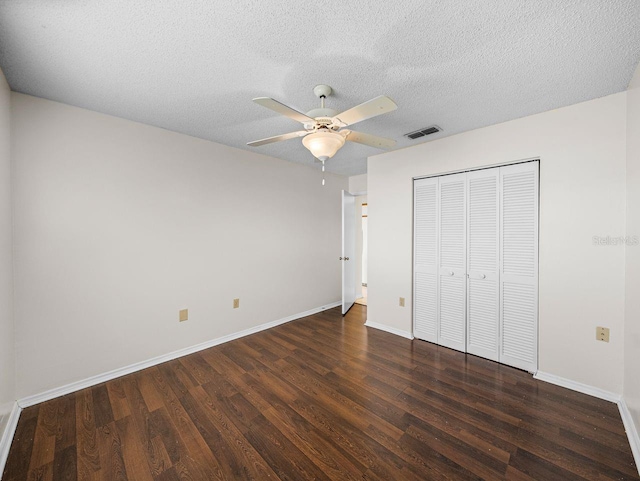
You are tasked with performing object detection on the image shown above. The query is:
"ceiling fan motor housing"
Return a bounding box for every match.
[304,109,340,131]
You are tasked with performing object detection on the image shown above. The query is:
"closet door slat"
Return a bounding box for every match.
[500,162,539,372]
[438,173,467,352]
[467,169,500,361]
[413,177,439,342]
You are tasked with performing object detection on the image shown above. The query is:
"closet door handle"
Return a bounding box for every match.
[480,274,486,279]
[449,271,454,276]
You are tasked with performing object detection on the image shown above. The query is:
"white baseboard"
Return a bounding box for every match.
[618,398,640,475]
[533,371,621,403]
[18,301,341,408]
[364,320,414,340]
[530,371,640,475]
[0,402,22,477]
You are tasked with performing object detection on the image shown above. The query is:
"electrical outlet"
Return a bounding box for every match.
[596,326,610,342]
[399,297,405,307]
[179,309,188,322]
[233,298,240,309]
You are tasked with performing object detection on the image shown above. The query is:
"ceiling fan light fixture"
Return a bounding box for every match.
[302,130,345,161]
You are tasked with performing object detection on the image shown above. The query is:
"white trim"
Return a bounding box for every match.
[412,157,540,181]
[0,402,22,476]
[364,320,414,340]
[533,371,621,403]
[18,302,341,408]
[618,398,640,475]
[533,371,640,475]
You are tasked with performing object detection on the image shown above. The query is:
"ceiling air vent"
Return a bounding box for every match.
[405,125,441,140]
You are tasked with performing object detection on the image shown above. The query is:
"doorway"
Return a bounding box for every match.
[342,191,368,314]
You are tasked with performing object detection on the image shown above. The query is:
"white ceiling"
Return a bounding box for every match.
[0,1,639,176]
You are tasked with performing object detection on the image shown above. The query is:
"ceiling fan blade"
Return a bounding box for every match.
[332,96,397,127]
[344,130,396,149]
[253,97,315,124]
[247,130,308,147]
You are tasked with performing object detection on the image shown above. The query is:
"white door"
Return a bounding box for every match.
[413,177,439,342]
[466,168,500,361]
[438,173,467,352]
[342,190,356,315]
[499,162,539,372]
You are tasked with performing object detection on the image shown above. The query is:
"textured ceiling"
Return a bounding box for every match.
[1,1,639,176]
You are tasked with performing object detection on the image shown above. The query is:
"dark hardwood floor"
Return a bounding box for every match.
[3,305,638,480]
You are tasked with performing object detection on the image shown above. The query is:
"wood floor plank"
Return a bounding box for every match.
[114,416,154,481]
[156,393,226,480]
[54,395,76,454]
[75,390,100,481]
[28,401,58,473]
[3,305,639,480]
[26,461,53,481]
[243,413,333,481]
[289,391,409,480]
[148,406,218,481]
[106,380,131,421]
[52,444,76,481]
[156,361,198,398]
[91,386,113,429]
[120,376,171,477]
[261,404,365,481]
[405,415,508,479]
[177,390,255,480]
[188,385,281,480]
[95,422,128,481]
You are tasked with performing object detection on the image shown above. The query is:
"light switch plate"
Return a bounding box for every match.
[179,309,188,322]
[233,298,240,309]
[399,297,405,307]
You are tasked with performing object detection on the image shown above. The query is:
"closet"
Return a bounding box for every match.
[413,161,538,372]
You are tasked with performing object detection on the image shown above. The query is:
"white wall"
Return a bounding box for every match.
[368,92,627,394]
[0,70,14,440]
[349,174,367,195]
[11,93,347,399]
[625,63,640,434]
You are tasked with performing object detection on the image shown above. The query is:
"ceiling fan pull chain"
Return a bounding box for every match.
[322,159,325,186]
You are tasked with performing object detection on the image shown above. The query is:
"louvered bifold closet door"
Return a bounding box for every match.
[413,177,439,342]
[500,162,539,372]
[466,168,500,361]
[438,172,467,352]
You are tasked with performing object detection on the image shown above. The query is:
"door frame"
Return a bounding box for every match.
[342,190,357,315]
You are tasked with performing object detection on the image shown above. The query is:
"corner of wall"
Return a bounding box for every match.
[348,173,367,194]
[0,402,20,477]
[0,65,17,478]
[624,59,640,475]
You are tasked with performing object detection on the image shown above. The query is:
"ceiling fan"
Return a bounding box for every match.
[247,85,398,166]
